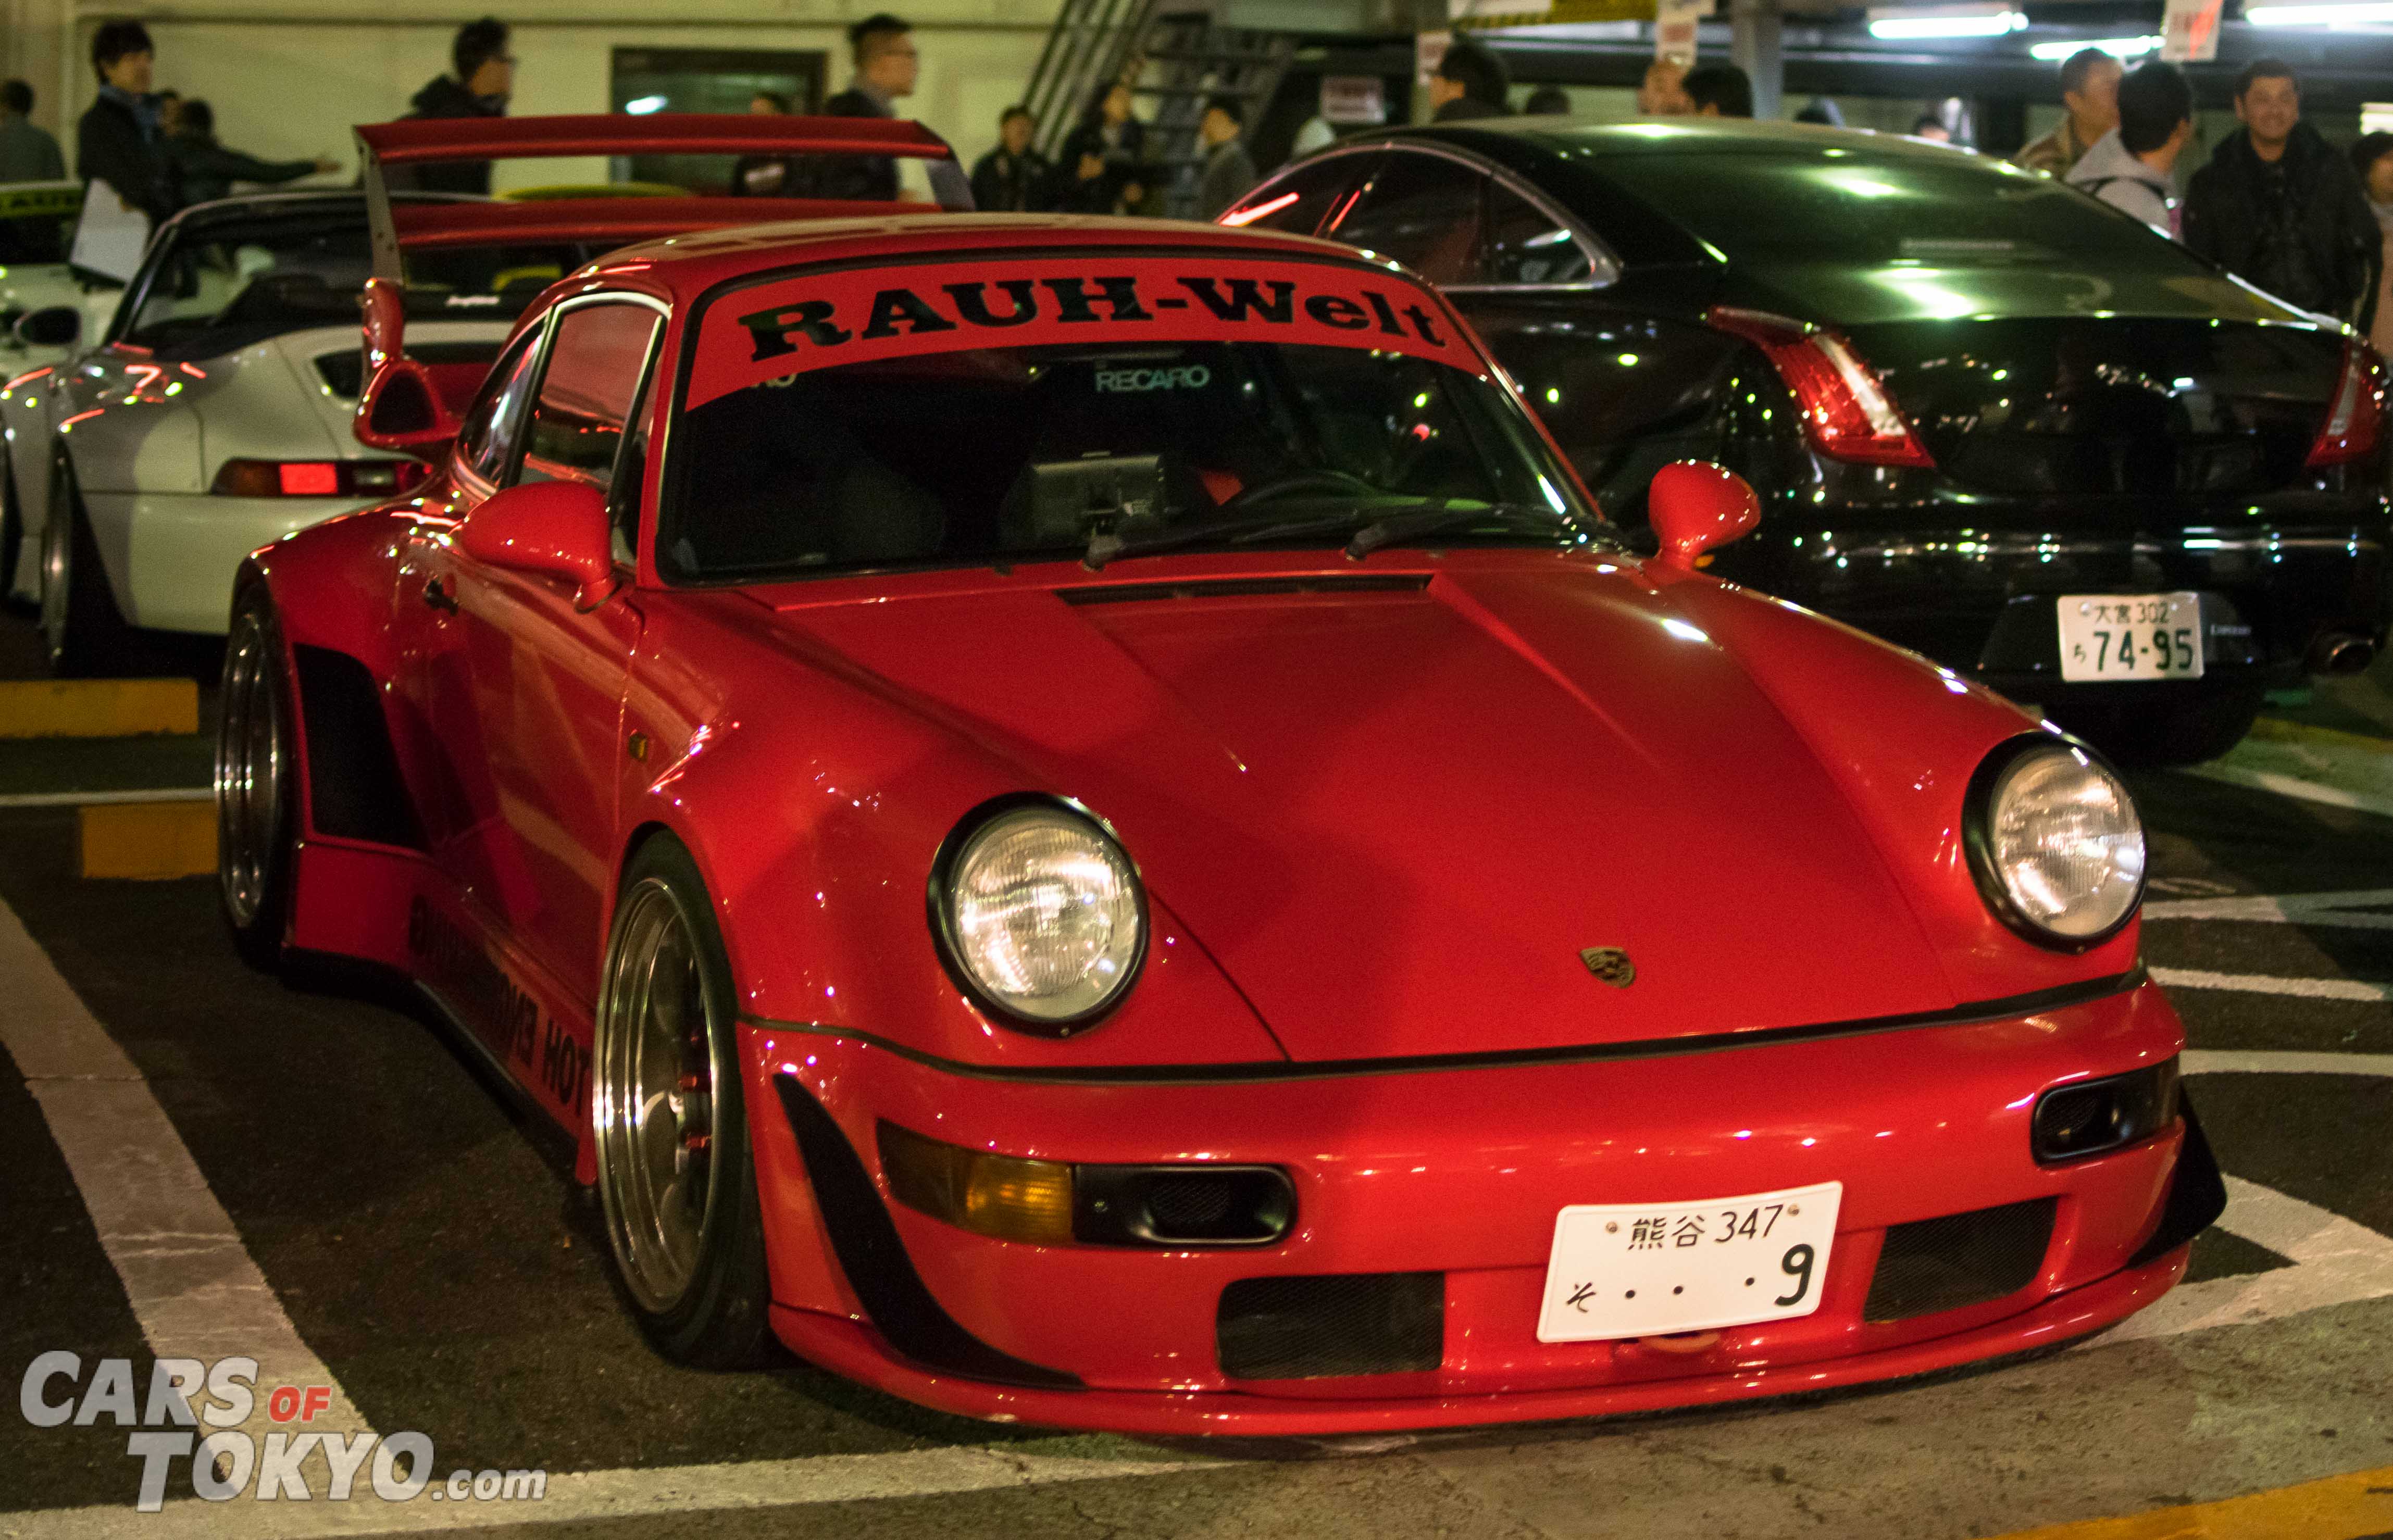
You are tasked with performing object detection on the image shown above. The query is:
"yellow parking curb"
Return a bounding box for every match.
[0,678,199,737]
[2247,716,2393,756]
[1995,1463,2393,1539]
[78,799,215,880]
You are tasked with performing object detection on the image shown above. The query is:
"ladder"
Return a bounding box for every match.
[1021,0,1156,167]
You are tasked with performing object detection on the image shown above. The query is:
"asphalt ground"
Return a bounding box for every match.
[2,610,2391,1539]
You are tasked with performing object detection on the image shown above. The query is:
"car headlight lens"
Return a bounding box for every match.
[1971,738,2146,945]
[937,802,1145,1028]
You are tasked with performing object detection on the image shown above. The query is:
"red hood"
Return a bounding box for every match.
[768,557,1961,1063]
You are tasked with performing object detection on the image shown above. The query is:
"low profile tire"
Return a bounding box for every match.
[39,453,141,677]
[0,443,22,603]
[216,586,297,972]
[2063,687,2266,769]
[593,833,771,1368]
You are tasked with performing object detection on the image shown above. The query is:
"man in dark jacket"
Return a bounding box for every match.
[167,101,334,207]
[2183,58,2379,329]
[804,14,915,202]
[399,17,512,195]
[1427,40,1510,123]
[0,81,67,183]
[77,19,175,223]
[969,106,1048,212]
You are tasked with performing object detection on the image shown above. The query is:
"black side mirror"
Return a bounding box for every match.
[15,306,81,349]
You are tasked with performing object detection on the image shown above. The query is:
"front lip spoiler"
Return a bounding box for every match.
[743,966,2148,1087]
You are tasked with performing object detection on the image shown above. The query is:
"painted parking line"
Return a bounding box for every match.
[2183,1049,2393,1078]
[0,788,211,809]
[0,1446,1215,1539]
[2098,1175,2393,1345]
[2150,966,2392,1004]
[0,895,375,1446]
[2144,886,2393,929]
[0,679,198,739]
[1992,1461,2393,1540]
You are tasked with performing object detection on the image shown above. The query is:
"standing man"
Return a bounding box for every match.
[2016,47,2121,179]
[1426,40,1511,123]
[1637,59,1693,116]
[2067,61,2193,237]
[1195,96,1256,220]
[969,105,1048,212]
[2183,59,2378,329]
[1682,64,1753,118]
[0,81,66,183]
[814,14,916,201]
[77,20,174,222]
[401,17,512,195]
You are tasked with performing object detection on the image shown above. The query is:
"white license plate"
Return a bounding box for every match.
[2057,593,2204,682]
[1536,1182,1842,1343]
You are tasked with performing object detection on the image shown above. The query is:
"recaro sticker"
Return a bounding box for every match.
[689,256,1465,409]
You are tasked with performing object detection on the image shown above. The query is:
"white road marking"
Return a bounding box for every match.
[2183,1049,2393,1079]
[2182,763,2393,821]
[2151,966,2392,1003]
[2145,886,2393,930]
[0,896,376,1445]
[0,788,211,808]
[2096,1176,2393,1345]
[0,1448,1214,1539]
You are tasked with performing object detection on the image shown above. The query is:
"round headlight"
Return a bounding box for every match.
[1968,737,2146,946]
[933,801,1146,1029]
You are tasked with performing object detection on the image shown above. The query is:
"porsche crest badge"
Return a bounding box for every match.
[1579,947,1636,988]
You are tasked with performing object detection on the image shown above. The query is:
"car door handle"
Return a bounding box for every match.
[423,576,459,615]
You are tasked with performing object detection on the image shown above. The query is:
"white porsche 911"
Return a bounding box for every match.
[0,189,554,672]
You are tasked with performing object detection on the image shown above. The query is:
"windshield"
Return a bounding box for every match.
[0,182,80,266]
[1590,148,2201,275]
[113,206,586,360]
[662,339,1595,582]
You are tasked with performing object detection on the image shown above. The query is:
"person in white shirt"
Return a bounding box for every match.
[2066,61,2193,238]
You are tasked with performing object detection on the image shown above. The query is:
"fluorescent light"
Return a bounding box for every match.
[2027,34,2162,59]
[1868,4,2027,37]
[624,94,668,115]
[2245,0,2393,20]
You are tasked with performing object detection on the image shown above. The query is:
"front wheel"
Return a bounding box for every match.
[216,586,296,970]
[593,833,771,1368]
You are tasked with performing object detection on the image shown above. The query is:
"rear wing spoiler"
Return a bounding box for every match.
[355,113,971,278]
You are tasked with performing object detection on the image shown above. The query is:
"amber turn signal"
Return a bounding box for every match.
[877,1121,1074,1244]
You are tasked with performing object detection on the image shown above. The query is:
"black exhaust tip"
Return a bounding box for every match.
[2309,634,2378,675]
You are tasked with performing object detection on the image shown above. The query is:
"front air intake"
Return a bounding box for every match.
[1864,1198,2057,1323]
[1216,1272,1444,1380]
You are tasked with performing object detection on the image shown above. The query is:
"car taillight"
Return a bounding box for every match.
[1707,305,1936,469]
[210,459,429,498]
[2306,341,2386,468]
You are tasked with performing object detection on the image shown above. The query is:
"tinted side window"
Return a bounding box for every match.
[1219,153,1371,235]
[1482,183,1596,286]
[1325,152,1484,286]
[454,331,543,485]
[520,304,662,493]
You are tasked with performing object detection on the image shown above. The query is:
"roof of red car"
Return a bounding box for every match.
[584,212,1401,299]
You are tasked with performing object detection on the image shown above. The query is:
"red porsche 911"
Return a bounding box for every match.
[216,116,2222,1435]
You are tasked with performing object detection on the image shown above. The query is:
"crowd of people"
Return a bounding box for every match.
[5,11,2386,343]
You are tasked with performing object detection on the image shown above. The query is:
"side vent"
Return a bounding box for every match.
[291,646,425,849]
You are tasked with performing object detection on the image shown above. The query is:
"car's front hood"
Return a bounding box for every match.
[770,557,1961,1063]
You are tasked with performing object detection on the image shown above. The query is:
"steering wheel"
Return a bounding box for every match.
[1213,468,1379,514]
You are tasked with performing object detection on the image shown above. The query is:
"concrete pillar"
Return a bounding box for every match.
[1729,0,1782,120]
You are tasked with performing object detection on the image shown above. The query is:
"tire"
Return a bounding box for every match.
[0,442,22,603]
[2058,687,2266,769]
[216,585,297,972]
[39,453,141,677]
[592,832,771,1368]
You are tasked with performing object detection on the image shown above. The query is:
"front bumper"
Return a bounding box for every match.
[742,978,2207,1434]
[84,489,364,634]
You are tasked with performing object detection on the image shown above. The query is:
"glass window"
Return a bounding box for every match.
[1219,153,1372,236]
[1324,153,1485,286]
[661,340,1599,584]
[609,344,663,561]
[1481,183,1596,286]
[520,304,662,493]
[454,331,544,486]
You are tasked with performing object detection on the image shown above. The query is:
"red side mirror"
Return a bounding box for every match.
[1648,460,1760,570]
[459,480,616,609]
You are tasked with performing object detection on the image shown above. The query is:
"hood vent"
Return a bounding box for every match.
[1061,574,1432,608]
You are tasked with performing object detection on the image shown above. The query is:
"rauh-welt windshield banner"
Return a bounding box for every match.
[687,255,1470,408]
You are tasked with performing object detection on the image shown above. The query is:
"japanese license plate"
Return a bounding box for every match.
[1536,1182,1842,1343]
[2057,593,2203,682]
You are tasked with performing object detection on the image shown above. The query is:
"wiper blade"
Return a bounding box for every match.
[1342,500,1580,561]
[1080,497,1604,571]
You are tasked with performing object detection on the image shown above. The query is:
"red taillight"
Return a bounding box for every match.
[210,459,429,498]
[1707,306,1936,469]
[2306,341,2386,468]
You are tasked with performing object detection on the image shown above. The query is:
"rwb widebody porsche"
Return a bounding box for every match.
[221,119,2221,1434]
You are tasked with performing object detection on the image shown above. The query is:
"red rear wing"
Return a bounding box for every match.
[356,112,970,276]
